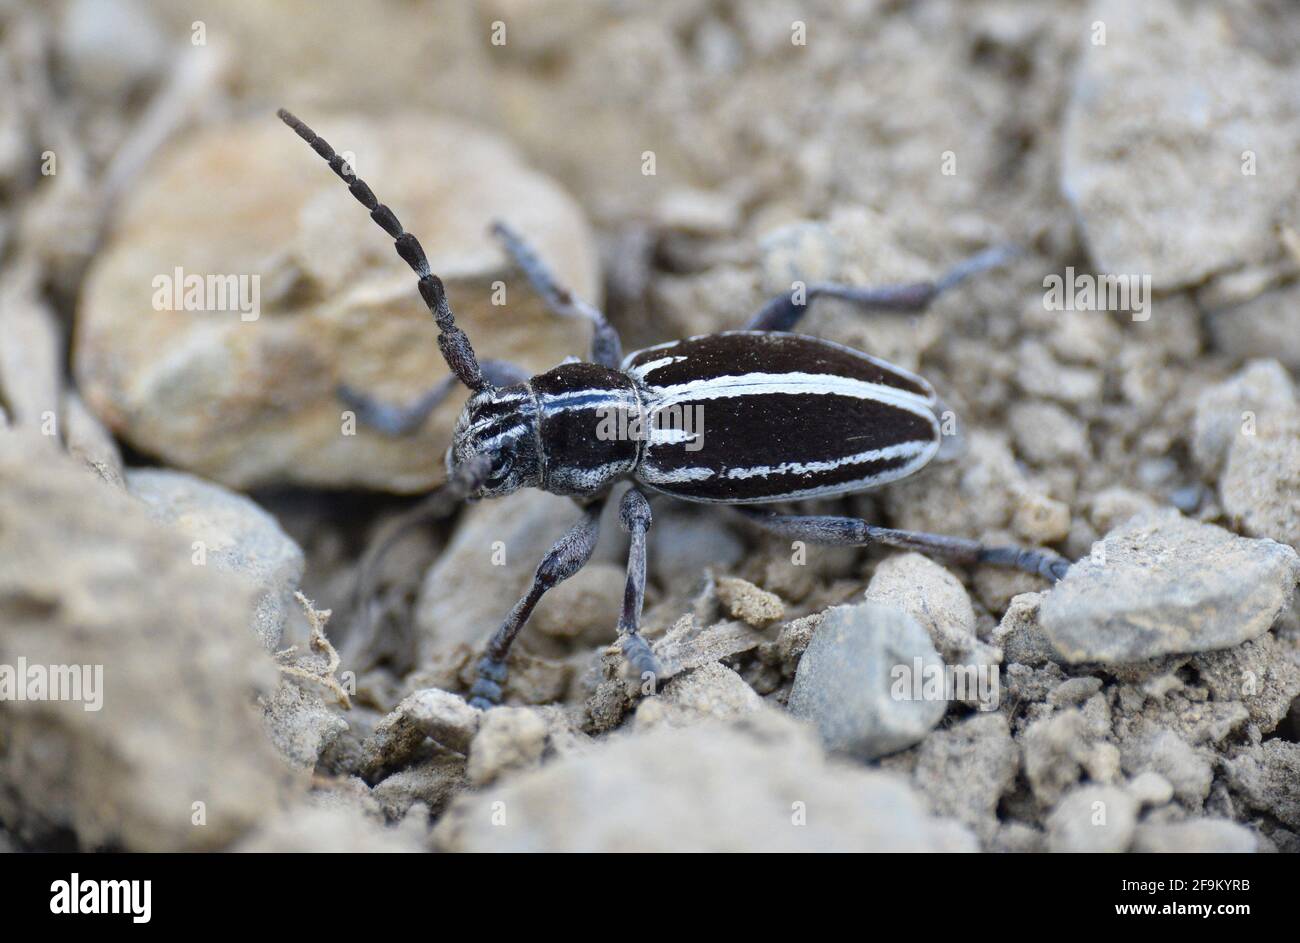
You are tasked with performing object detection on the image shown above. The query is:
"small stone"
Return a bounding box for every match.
[993,592,1060,668]
[1040,510,1300,663]
[1011,491,1071,545]
[715,576,784,627]
[1047,676,1103,708]
[774,613,822,672]
[261,682,348,772]
[466,707,548,786]
[1020,709,1108,807]
[911,713,1018,837]
[1190,360,1296,476]
[634,663,763,730]
[1046,785,1138,853]
[1221,412,1300,548]
[788,602,947,760]
[1131,819,1258,854]
[1223,739,1300,829]
[1126,771,1174,808]
[1088,487,1160,535]
[1120,728,1213,805]
[127,468,304,650]
[1009,400,1090,466]
[864,553,976,663]
[371,755,467,819]
[360,687,481,777]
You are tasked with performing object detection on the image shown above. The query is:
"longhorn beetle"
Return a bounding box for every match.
[278,109,1071,710]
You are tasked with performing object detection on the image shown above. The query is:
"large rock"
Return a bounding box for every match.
[434,711,975,852]
[788,602,948,759]
[1040,511,1299,663]
[75,114,596,492]
[0,431,291,850]
[1061,0,1300,296]
[126,468,303,649]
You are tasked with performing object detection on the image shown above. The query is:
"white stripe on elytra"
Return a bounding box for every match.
[639,438,940,503]
[628,355,686,381]
[720,439,930,480]
[650,371,934,416]
[637,465,715,484]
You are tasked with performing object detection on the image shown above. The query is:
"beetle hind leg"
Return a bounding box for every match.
[745,243,1020,333]
[735,508,1070,582]
[490,220,624,369]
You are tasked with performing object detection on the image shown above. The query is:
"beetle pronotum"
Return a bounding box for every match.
[278,109,1071,709]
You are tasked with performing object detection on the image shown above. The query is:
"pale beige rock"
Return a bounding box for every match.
[0,431,290,850]
[436,712,977,852]
[75,114,596,492]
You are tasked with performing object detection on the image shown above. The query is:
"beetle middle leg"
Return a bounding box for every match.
[745,244,1019,332]
[468,499,604,709]
[491,220,623,368]
[735,507,1070,582]
[338,359,529,437]
[616,487,662,684]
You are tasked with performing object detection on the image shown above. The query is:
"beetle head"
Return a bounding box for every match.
[446,384,541,499]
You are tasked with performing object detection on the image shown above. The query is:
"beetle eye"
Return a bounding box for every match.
[484,456,513,488]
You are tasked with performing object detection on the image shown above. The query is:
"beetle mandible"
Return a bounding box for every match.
[277,109,1071,709]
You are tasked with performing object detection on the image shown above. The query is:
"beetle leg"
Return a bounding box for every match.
[734,508,1070,582]
[491,220,623,369]
[469,500,604,709]
[616,487,662,685]
[745,244,1020,332]
[338,359,529,437]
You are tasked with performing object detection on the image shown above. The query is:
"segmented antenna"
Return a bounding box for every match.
[276,109,490,392]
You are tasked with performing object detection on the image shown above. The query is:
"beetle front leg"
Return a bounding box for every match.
[491,220,623,369]
[735,508,1070,582]
[616,487,662,685]
[469,500,604,709]
[745,244,1020,333]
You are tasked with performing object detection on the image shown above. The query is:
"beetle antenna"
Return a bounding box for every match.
[277,108,490,392]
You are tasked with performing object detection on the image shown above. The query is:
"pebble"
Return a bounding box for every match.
[911,713,1018,837]
[788,602,947,760]
[1125,771,1174,808]
[1045,785,1138,853]
[466,707,549,787]
[633,662,762,731]
[715,575,784,627]
[1040,510,1300,663]
[1119,728,1213,805]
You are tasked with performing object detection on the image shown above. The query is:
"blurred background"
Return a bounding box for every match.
[0,0,1297,852]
